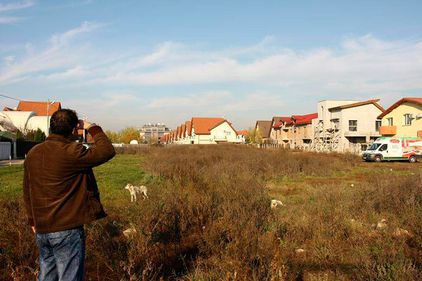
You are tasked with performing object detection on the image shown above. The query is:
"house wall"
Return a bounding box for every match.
[381,102,422,137]
[270,125,292,147]
[292,123,314,148]
[190,122,238,144]
[210,122,238,143]
[337,104,383,152]
[316,100,356,130]
[313,100,383,153]
[339,105,381,136]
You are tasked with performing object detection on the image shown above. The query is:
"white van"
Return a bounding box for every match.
[362,137,422,163]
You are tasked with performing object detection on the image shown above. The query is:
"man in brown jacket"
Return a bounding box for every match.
[23,109,115,281]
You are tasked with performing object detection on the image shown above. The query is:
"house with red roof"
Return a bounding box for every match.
[162,117,240,144]
[378,97,422,138]
[291,113,318,148]
[270,116,294,147]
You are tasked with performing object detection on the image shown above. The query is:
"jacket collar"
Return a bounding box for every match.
[46,134,79,143]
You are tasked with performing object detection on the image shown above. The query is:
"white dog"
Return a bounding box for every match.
[124,184,148,202]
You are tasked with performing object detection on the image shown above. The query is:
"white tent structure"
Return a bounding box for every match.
[0,111,49,134]
[26,116,49,134]
[0,112,18,131]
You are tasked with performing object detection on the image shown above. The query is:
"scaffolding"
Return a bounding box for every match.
[311,120,342,152]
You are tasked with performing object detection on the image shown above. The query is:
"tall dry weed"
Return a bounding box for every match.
[1,145,420,280]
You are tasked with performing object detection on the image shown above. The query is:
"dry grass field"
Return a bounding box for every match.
[0,145,421,280]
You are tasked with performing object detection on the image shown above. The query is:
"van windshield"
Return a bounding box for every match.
[368,143,382,151]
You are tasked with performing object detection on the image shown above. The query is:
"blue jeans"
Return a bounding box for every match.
[36,227,85,281]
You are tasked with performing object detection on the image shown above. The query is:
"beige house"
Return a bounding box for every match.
[291,113,318,149]
[270,117,293,147]
[378,97,422,138]
[312,99,385,153]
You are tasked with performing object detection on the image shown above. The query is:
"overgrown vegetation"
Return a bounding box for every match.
[16,128,46,142]
[0,146,420,280]
[105,127,144,144]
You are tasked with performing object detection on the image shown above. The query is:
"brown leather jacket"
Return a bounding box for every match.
[23,126,116,233]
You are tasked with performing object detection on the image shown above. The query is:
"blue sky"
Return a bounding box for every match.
[1,0,422,130]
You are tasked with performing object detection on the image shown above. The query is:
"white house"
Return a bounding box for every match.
[312,99,385,153]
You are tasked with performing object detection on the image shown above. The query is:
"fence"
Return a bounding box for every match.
[0,142,11,160]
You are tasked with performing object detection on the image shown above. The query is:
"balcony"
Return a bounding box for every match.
[379,126,396,136]
[379,126,397,136]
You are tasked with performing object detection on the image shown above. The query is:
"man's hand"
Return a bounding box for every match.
[31,226,36,234]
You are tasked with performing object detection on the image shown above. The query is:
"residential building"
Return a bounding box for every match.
[139,123,170,142]
[378,97,422,138]
[291,113,318,149]
[255,120,273,143]
[163,117,241,144]
[270,117,293,146]
[312,99,385,153]
[236,130,249,144]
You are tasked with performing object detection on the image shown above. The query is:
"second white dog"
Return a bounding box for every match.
[124,184,148,202]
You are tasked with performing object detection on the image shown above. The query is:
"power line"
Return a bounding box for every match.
[0,94,21,101]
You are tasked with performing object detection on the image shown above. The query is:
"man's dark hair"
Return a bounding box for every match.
[50,109,79,136]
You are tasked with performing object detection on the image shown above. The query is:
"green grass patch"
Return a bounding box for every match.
[0,155,151,204]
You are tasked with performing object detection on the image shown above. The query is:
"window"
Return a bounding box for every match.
[349,120,357,132]
[379,144,388,152]
[387,117,393,126]
[368,143,381,151]
[375,120,382,131]
[404,114,412,126]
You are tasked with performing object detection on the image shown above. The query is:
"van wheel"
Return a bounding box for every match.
[374,155,382,162]
[409,156,417,163]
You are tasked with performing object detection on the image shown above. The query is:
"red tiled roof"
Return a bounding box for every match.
[292,113,318,125]
[181,124,186,138]
[329,99,385,112]
[2,107,14,111]
[273,116,293,128]
[378,97,422,119]
[237,130,249,136]
[191,117,226,135]
[17,101,61,116]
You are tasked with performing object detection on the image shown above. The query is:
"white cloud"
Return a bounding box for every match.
[0,1,34,25]
[98,35,422,98]
[0,16,22,24]
[49,21,102,47]
[147,91,231,109]
[0,0,34,12]
[0,21,102,84]
[2,28,422,129]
